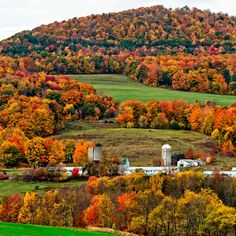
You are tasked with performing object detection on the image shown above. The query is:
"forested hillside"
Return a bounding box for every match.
[1,5,236,55]
[0,5,236,94]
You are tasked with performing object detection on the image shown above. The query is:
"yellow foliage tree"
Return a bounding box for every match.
[47,139,65,165]
[84,193,115,228]
[18,192,38,224]
[25,137,46,168]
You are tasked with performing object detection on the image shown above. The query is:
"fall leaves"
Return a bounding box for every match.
[25,138,95,168]
[0,67,117,138]
[0,5,236,96]
[1,172,236,235]
[84,194,115,228]
[1,5,236,57]
[0,128,27,167]
[117,99,236,156]
[0,127,94,168]
[125,54,236,94]
[73,140,95,166]
[0,63,118,168]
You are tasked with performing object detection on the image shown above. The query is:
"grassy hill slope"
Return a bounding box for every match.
[73,74,236,106]
[0,222,114,236]
[55,120,235,169]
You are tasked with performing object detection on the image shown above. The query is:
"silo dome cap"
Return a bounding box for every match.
[162,144,171,149]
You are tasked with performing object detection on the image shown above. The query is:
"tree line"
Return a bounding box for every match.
[1,52,235,95]
[117,99,236,156]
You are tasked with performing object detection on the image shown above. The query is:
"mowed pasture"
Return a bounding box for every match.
[56,120,235,169]
[72,74,236,106]
[0,222,114,236]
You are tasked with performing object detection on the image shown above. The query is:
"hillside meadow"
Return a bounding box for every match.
[54,120,235,169]
[72,74,236,106]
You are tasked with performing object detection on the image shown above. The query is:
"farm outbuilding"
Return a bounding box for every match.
[88,145,102,162]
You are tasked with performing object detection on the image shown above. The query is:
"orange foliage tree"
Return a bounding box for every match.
[73,140,95,166]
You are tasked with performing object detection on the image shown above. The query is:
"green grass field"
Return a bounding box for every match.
[72,74,236,106]
[0,222,114,236]
[0,180,85,198]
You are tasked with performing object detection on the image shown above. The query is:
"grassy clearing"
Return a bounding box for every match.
[72,74,236,106]
[0,180,85,198]
[0,222,114,236]
[54,120,236,169]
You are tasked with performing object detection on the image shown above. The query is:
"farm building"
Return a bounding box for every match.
[63,144,236,178]
[177,159,206,168]
[203,169,236,178]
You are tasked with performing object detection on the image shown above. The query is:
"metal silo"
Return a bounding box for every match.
[162,144,172,166]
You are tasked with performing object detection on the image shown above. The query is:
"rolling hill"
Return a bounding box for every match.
[0,5,235,56]
[0,5,235,95]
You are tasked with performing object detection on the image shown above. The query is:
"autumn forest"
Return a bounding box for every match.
[0,4,235,236]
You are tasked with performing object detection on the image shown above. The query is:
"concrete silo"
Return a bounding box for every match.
[88,145,102,163]
[162,144,171,166]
